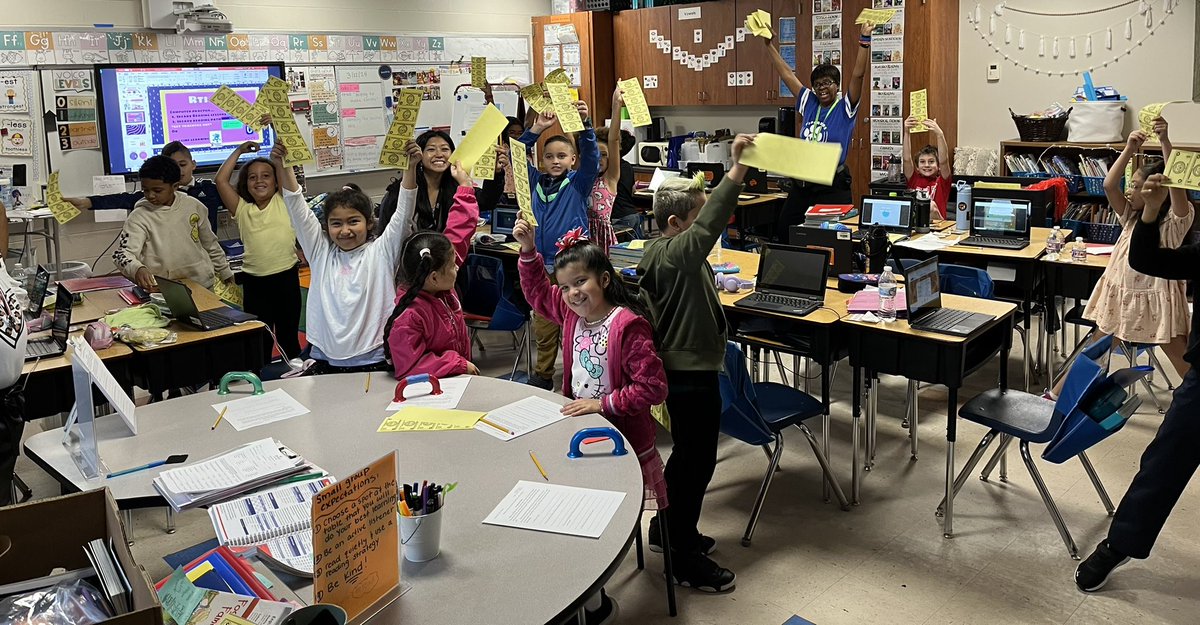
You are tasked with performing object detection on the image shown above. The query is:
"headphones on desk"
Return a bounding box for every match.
[716,274,755,293]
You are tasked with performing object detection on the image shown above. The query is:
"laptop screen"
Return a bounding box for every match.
[491,207,519,236]
[972,198,1031,238]
[905,257,942,318]
[789,227,851,273]
[51,284,72,346]
[685,162,725,188]
[756,244,830,298]
[156,277,200,319]
[861,197,912,229]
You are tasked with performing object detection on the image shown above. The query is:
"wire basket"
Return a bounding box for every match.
[1010,107,1072,142]
[1081,176,1108,196]
[1084,222,1122,245]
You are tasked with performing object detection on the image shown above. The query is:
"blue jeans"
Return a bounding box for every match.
[612,213,644,239]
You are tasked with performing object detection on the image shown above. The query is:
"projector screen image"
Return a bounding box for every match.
[95,63,284,175]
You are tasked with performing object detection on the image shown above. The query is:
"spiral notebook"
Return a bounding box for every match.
[206,476,335,577]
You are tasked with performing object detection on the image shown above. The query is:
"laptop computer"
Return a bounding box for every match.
[853,196,913,240]
[685,162,725,189]
[25,265,50,321]
[958,197,1032,250]
[25,284,72,360]
[734,244,830,317]
[491,206,519,237]
[743,168,769,195]
[788,226,854,275]
[904,257,995,337]
[157,276,257,331]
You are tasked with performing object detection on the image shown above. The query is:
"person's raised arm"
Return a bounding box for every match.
[671,134,755,263]
[1128,174,1200,280]
[215,141,258,216]
[512,218,570,325]
[271,143,324,259]
[846,23,872,109]
[1104,131,1144,218]
[400,139,421,191]
[444,162,481,264]
[605,88,624,193]
[762,38,804,96]
[573,100,600,193]
[925,118,952,179]
[1152,116,1188,220]
[901,116,916,177]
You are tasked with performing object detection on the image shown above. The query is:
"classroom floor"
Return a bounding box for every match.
[14,324,1200,624]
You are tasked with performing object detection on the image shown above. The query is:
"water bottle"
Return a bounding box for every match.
[886,156,903,183]
[1072,237,1087,263]
[1045,229,1060,260]
[10,263,28,292]
[954,181,972,232]
[877,265,898,322]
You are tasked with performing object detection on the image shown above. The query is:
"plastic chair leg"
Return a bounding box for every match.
[795,423,850,511]
[1019,441,1080,559]
[742,433,784,547]
[661,508,677,617]
[1051,328,1097,389]
[11,473,31,503]
[166,507,176,534]
[908,380,919,461]
[980,433,1013,482]
[1078,451,1115,515]
[1146,348,1175,391]
[635,519,645,570]
[937,430,998,516]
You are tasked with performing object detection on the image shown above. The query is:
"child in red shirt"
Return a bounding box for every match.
[902,115,952,220]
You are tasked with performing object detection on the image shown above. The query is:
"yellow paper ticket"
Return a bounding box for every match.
[1164,149,1200,192]
[508,137,537,226]
[379,89,423,169]
[545,81,584,133]
[449,103,509,170]
[545,68,571,85]
[258,80,313,166]
[520,83,552,114]
[738,133,842,185]
[910,89,929,133]
[471,56,487,89]
[745,10,773,39]
[472,144,498,180]
[211,86,268,132]
[46,172,80,225]
[377,408,485,432]
[856,8,896,25]
[617,78,652,128]
[212,279,243,307]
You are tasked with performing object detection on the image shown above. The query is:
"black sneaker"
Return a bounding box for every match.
[582,589,618,625]
[528,374,554,390]
[648,516,716,555]
[1075,541,1130,592]
[671,551,735,593]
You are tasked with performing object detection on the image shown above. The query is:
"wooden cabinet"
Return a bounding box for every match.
[664,2,737,106]
[532,12,616,124]
[636,6,677,107]
[612,9,642,85]
[734,0,804,106]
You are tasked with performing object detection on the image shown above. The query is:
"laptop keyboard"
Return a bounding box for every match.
[920,309,976,331]
[747,293,822,310]
[959,236,1028,250]
[198,309,232,328]
[26,339,60,357]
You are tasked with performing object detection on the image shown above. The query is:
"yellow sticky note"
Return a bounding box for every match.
[185,562,215,583]
[545,81,584,133]
[617,78,652,128]
[745,9,773,40]
[1164,149,1200,192]
[910,89,928,133]
[377,407,485,432]
[856,8,896,25]
[471,56,487,89]
[738,133,842,185]
[520,83,552,114]
[450,104,509,171]
[508,137,537,226]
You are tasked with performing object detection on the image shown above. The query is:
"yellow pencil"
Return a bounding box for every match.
[478,417,514,436]
[211,406,228,431]
[529,450,548,481]
[365,372,371,393]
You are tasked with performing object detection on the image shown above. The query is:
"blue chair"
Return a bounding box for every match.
[938,336,1131,558]
[457,254,531,381]
[719,342,849,547]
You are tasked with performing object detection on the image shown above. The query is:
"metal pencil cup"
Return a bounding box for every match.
[400,507,444,562]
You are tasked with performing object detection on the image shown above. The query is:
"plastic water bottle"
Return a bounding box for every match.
[10,263,28,292]
[1045,227,1061,260]
[1072,237,1087,263]
[877,265,898,322]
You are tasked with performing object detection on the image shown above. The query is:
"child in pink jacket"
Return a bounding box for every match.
[384,162,480,379]
[512,221,669,507]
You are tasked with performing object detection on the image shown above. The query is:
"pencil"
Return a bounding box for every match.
[478,417,514,436]
[211,406,228,431]
[529,450,548,481]
[365,372,371,393]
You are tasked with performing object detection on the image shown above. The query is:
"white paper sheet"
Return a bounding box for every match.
[158,438,298,493]
[93,209,127,223]
[341,107,386,138]
[386,376,470,411]
[897,233,956,251]
[92,175,126,196]
[474,396,566,441]
[211,389,310,432]
[483,480,626,538]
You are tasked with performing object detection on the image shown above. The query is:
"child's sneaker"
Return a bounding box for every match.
[671,551,735,593]
[1075,541,1130,592]
[648,515,715,555]
[527,374,554,390]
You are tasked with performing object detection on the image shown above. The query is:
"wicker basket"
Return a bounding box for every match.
[1010,107,1072,142]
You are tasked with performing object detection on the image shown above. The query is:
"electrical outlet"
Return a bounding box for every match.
[987,63,1000,82]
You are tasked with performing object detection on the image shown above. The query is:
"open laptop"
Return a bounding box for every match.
[743,168,769,195]
[904,257,995,336]
[491,206,519,237]
[789,226,855,275]
[734,244,830,317]
[958,197,1032,250]
[25,265,50,321]
[685,162,725,189]
[25,284,71,360]
[157,276,257,331]
[853,196,913,240]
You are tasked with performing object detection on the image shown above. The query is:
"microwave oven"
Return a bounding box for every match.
[638,141,670,167]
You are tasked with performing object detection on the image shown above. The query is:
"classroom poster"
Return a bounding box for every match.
[779,44,797,98]
[0,165,31,209]
[57,121,99,150]
[779,17,797,45]
[871,144,902,177]
[0,117,32,156]
[813,40,842,67]
[390,67,442,102]
[871,62,903,92]
[871,35,904,63]
[870,117,902,147]
[0,75,28,113]
[869,0,905,183]
[54,94,97,122]
[874,0,904,7]
[812,0,843,14]
[812,14,842,43]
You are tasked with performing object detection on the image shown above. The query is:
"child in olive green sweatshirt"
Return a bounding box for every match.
[637,133,754,594]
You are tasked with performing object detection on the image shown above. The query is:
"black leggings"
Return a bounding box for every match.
[241,264,302,362]
[663,369,722,554]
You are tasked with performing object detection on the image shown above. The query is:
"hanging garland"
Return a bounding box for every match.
[967,0,1178,76]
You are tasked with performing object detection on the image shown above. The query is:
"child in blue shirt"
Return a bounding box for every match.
[513,100,598,389]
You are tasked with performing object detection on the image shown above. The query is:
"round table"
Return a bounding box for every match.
[24,375,644,624]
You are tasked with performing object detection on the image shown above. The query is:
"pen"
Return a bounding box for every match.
[365,372,371,393]
[529,450,549,481]
[275,471,326,486]
[105,454,188,479]
[211,406,228,430]
[478,417,514,436]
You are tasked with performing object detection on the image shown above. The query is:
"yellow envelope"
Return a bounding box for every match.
[450,104,510,171]
[377,407,486,432]
[738,133,842,185]
[856,8,896,25]
[910,89,928,133]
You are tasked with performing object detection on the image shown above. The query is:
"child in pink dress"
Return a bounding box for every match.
[589,87,625,255]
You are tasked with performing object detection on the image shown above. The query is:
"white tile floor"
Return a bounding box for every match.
[14,327,1200,624]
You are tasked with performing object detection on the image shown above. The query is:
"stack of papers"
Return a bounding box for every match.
[207,476,334,577]
[897,233,957,251]
[483,481,627,538]
[152,438,312,511]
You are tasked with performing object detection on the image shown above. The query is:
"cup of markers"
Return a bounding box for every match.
[398,481,452,562]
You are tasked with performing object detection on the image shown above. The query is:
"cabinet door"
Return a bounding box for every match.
[734,0,801,106]
[613,10,642,85]
[670,2,737,106]
[640,6,675,107]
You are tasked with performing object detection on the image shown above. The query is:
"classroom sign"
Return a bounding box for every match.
[0,117,32,156]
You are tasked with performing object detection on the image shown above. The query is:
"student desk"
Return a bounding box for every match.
[1040,253,1110,377]
[633,189,787,243]
[841,297,1018,519]
[23,336,134,420]
[23,375,642,625]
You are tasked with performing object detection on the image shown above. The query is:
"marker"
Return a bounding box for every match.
[529,450,548,481]
[211,406,228,430]
[365,372,371,393]
[478,417,514,436]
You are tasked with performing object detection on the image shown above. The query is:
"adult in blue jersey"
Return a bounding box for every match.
[764,22,873,241]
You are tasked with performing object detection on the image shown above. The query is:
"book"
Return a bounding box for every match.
[83,538,132,614]
[155,546,276,601]
[152,439,312,512]
[207,476,335,577]
[164,588,294,625]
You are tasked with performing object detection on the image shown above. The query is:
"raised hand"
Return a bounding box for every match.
[512,217,536,253]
